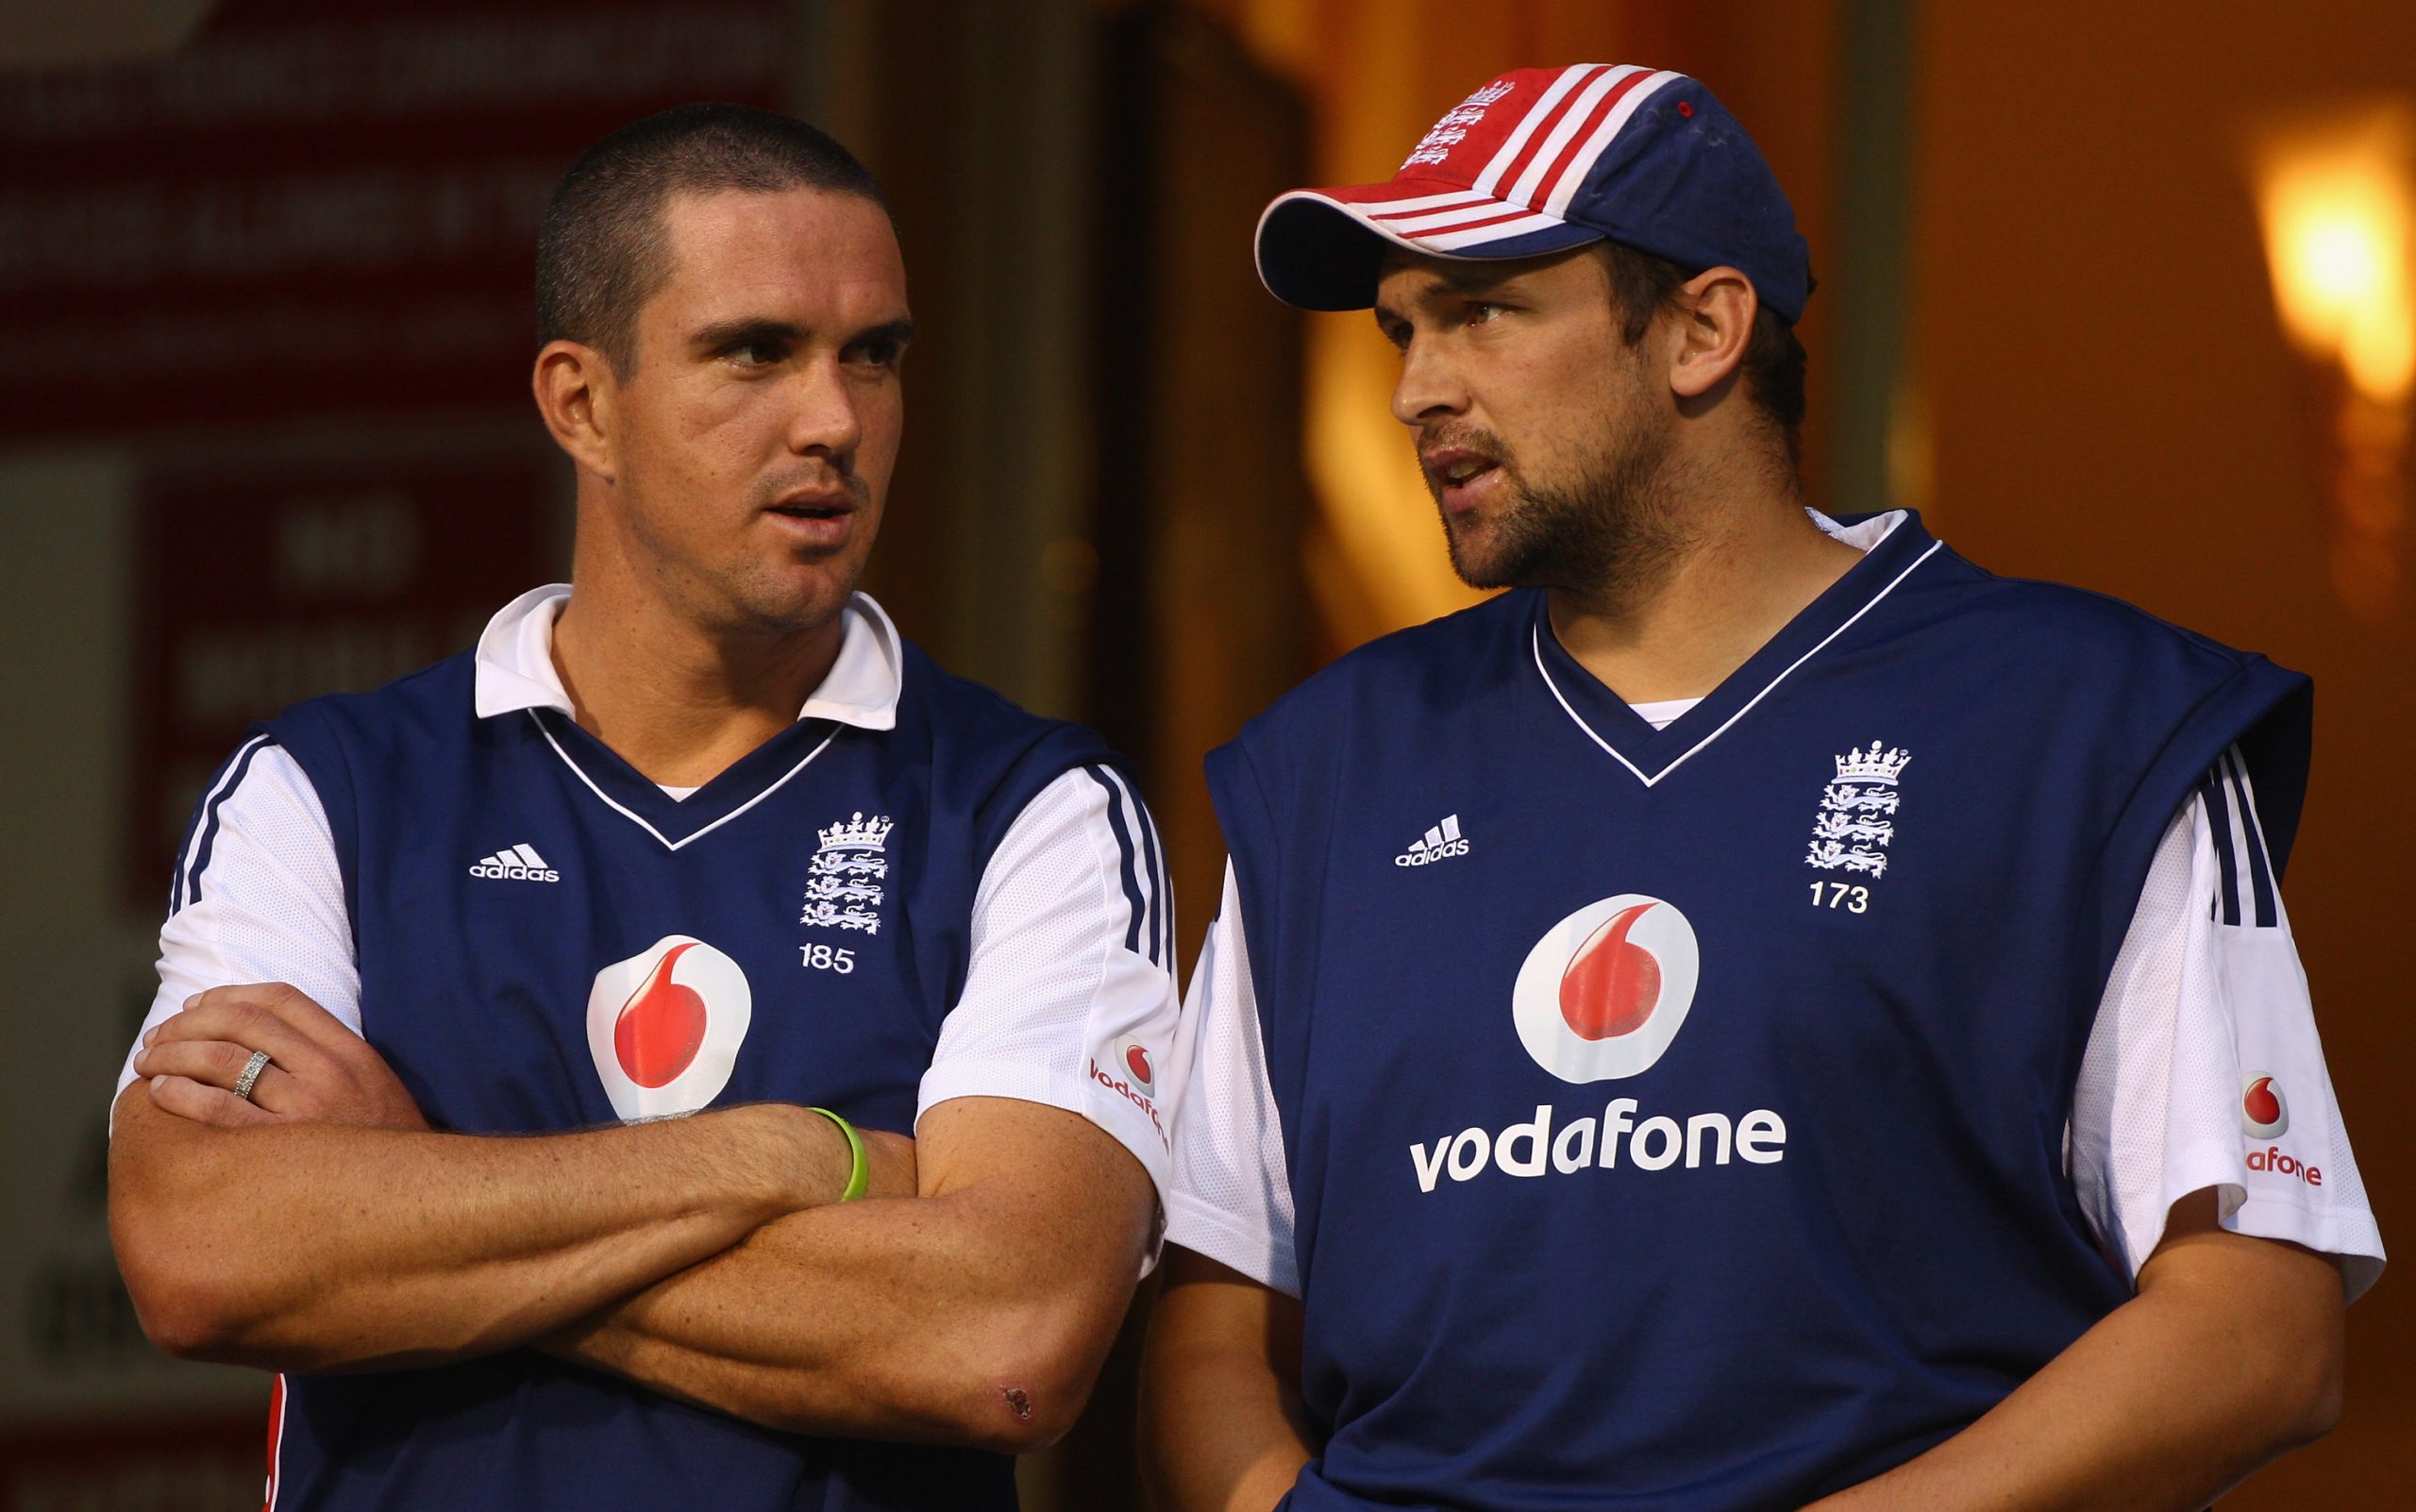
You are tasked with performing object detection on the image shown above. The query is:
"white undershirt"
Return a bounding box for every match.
[126,587,1183,1222]
[1628,697,1700,731]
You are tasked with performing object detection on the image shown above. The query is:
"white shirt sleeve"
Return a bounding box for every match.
[2072,750,2384,1300]
[116,738,361,1111]
[1161,861,1300,1297]
[917,765,1182,1212]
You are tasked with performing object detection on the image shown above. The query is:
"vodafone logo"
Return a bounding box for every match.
[2240,1073,2290,1139]
[587,936,753,1120]
[2240,1073,2322,1186]
[1118,1036,1155,1090]
[1089,1033,1166,1147]
[1511,894,1701,1082]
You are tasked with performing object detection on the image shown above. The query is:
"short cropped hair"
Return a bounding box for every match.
[1598,239,1808,470]
[536,102,887,377]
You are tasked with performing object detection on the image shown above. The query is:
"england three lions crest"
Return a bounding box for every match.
[802,811,893,932]
[1806,742,1908,878]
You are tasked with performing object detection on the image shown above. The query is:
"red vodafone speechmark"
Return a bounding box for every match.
[1560,901,1662,1039]
[614,942,709,1087]
[1126,1044,1153,1084]
[2243,1076,2282,1128]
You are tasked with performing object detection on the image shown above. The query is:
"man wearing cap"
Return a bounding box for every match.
[1141,64,2381,1512]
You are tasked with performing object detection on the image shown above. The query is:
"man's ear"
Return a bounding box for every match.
[532,340,619,481]
[1666,266,1757,401]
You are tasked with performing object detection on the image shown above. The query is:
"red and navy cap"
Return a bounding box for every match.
[1254,63,1813,322]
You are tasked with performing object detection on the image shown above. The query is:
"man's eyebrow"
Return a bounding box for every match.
[1423,261,1520,295]
[847,317,916,349]
[686,316,917,353]
[688,316,802,352]
[1372,263,1518,334]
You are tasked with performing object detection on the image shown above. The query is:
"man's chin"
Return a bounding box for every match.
[725,570,861,639]
[1442,520,1526,592]
[1447,554,1512,592]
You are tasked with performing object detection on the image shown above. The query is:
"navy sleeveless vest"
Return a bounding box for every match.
[1207,514,2309,1512]
[258,641,1113,1512]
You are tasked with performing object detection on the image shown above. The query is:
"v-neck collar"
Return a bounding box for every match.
[1527,510,1944,787]
[528,707,843,852]
[469,585,902,851]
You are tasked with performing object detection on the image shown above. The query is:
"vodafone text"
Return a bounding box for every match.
[1411,1099,1787,1192]
[2247,1145,2323,1186]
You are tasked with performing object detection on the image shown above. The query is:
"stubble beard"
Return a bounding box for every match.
[1439,399,1689,601]
[612,460,874,641]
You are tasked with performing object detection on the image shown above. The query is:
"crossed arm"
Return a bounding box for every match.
[1138,1200,2344,1512]
[110,983,1156,1452]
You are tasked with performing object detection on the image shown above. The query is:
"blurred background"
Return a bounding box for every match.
[2,0,2408,1506]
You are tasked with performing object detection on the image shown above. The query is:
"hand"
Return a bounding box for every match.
[134,983,429,1132]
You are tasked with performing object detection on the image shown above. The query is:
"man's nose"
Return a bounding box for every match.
[785,358,865,459]
[1390,339,1468,427]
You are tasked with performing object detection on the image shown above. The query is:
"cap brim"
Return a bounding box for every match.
[1254,181,1604,311]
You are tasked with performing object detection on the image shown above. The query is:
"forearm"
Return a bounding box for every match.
[1805,1235,2343,1511]
[110,1088,835,1371]
[547,1193,1069,1446]
[543,1099,1155,1452]
[1139,1251,1315,1512]
[1140,1328,1314,1512]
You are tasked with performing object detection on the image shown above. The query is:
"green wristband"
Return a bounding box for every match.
[809,1107,869,1202]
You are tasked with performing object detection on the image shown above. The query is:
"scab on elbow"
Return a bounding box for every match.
[931,1303,1113,1452]
[983,1380,1080,1455]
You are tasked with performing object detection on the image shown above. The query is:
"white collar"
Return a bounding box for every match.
[470,585,904,731]
[1807,506,1906,553]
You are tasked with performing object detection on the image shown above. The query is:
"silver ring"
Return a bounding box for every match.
[232,1050,272,1102]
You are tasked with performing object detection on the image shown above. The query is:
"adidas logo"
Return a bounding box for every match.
[468,843,560,882]
[1395,815,1470,867]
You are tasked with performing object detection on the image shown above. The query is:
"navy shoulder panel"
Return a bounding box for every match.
[894,639,1126,858]
[1226,590,1529,761]
[1926,562,2313,869]
[252,651,481,956]
[260,651,479,759]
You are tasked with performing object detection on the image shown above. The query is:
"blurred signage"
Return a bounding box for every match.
[0,0,788,436]
[0,1418,261,1512]
[129,452,556,908]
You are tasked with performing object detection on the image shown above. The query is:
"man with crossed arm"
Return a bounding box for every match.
[110,104,1177,1512]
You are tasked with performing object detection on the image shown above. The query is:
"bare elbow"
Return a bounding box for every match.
[2285,1350,2344,1448]
[2279,1285,2348,1450]
[981,1369,1092,1454]
[2240,1318,2345,1454]
[135,1296,239,1363]
[937,1331,1110,1454]
[110,1166,277,1363]
[730,1335,1099,1452]
[919,1385,1073,1455]
[114,1211,289,1365]
[116,1245,256,1363]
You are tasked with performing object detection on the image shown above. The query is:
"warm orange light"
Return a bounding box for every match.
[2252,109,2416,402]
[2250,105,2416,624]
